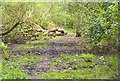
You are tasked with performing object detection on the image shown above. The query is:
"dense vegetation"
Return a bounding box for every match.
[0,2,119,47]
[0,1,119,80]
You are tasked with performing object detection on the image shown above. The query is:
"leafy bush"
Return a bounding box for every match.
[65,2,118,49]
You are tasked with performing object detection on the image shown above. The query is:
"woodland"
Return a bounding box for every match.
[0,2,119,79]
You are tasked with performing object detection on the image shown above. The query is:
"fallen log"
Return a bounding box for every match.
[47,28,67,36]
[57,29,64,33]
[48,28,58,33]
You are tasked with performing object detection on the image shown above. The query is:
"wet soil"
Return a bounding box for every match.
[10,33,86,79]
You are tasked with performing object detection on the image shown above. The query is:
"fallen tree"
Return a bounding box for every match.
[47,28,67,36]
[23,20,46,32]
[0,20,46,36]
[0,22,20,36]
[1,20,67,44]
[0,20,67,37]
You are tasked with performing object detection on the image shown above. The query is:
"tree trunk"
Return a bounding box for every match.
[76,14,81,37]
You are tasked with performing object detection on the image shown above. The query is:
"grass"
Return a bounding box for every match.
[80,54,94,62]
[0,59,2,80]
[39,54,118,79]
[39,66,117,79]
[1,35,63,79]
[26,35,62,45]
[1,33,118,79]
[1,54,44,79]
[12,35,63,51]
[64,27,76,33]
[12,44,48,51]
[51,54,95,68]
[14,35,63,52]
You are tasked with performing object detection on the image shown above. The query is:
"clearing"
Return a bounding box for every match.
[2,33,118,79]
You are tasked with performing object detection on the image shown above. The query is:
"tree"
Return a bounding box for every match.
[1,2,54,43]
[64,2,118,49]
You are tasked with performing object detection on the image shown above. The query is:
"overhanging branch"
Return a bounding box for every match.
[0,22,20,36]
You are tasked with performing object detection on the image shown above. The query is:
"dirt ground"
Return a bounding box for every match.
[8,33,118,79]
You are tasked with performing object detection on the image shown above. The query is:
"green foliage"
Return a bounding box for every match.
[0,59,2,80]
[51,54,95,69]
[65,2,119,48]
[1,2,119,80]
[64,27,76,33]
[80,54,94,62]
[52,54,79,63]
[2,66,29,79]
[86,3,118,45]
[0,42,9,60]
[104,56,118,67]
[81,62,95,68]
[0,42,7,50]
[1,2,119,47]
[89,3,118,46]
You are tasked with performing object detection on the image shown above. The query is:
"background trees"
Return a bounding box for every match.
[64,2,119,49]
[0,2,119,49]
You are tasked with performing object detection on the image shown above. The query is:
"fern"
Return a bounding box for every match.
[0,42,9,60]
